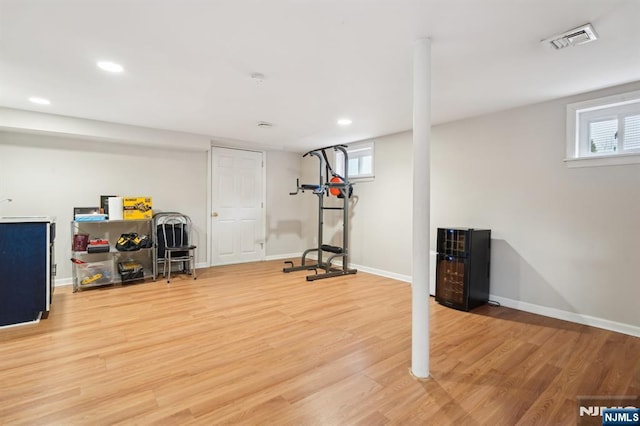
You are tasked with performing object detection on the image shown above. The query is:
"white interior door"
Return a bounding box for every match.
[211,147,265,265]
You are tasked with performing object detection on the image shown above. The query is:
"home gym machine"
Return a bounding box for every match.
[283,144,357,281]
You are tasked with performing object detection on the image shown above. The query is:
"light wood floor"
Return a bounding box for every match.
[1,260,638,425]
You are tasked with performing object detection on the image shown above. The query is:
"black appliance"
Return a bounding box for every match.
[435,227,491,311]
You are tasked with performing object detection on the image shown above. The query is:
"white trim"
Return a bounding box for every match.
[489,294,640,338]
[565,89,640,167]
[206,146,212,268]
[54,277,73,287]
[566,102,579,159]
[351,263,411,283]
[209,146,266,266]
[261,150,267,262]
[0,312,41,329]
[265,253,302,261]
[46,224,51,310]
[334,263,639,338]
[210,259,264,267]
[564,153,640,168]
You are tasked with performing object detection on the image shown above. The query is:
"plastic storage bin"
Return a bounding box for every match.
[76,261,114,287]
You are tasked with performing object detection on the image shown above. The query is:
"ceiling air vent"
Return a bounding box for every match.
[545,23,598,50]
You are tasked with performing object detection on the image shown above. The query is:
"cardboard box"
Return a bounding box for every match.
[123,197,152,220]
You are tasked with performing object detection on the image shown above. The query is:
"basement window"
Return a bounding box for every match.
[335,141,375,180]
[565,89,640,167]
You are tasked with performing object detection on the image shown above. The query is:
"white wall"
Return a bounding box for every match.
[4,80,639,332]
[264,150,305,258]
[0,108,211,151]
[0,109,310,282]
[0,131,208,284]
[345,134,412,277]
[296,139,413,280]
[299,81,640,333]
[432,81,640,330]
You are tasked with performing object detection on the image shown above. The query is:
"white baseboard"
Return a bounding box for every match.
[55,262,209,288]
[350,263,411,283]
[305,259,639,337]
[489,294,640,338]
[54,257,639,338]
[272,252,411,283]
[55,277,72,287]
[264,253,301,261]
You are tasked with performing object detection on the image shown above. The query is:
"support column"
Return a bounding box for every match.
[411,37,431,379]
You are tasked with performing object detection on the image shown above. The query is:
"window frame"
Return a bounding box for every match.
[565,89,640,168]
[335,141,375,181]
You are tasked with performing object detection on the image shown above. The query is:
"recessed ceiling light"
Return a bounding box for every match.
[337,118,352,126]
[29,97,51,105]
[97,61,124,73]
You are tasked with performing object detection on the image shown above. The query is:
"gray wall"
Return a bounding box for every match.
[432,81,640,328]
[264,150,305,257]
[295,136,413,280]
[331,134,413,277]
[299,81,640,330]
[0,131,208,283]
[2,79,638,331]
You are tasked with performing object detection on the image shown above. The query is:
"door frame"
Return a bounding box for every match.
[207,145,266,266]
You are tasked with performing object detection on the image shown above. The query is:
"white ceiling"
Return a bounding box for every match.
[1,0,639,151]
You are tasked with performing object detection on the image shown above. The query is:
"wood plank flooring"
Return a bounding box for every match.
[0,260,638,425]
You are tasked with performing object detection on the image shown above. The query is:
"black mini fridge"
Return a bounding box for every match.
[435,228,491,311]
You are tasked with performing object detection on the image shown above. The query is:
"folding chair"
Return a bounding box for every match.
[153,212,197,283]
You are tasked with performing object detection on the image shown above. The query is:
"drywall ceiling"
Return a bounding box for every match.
[1,0,639,151]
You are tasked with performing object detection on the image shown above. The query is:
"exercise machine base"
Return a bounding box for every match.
[283,260,357,282]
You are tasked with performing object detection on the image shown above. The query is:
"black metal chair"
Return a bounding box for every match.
[153,212,197,283]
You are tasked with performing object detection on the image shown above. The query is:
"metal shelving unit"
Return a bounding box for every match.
[71,219,153,292]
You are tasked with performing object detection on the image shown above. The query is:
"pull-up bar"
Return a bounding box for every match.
[283,144,357,281]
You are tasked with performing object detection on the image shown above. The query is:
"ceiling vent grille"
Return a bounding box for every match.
[545,23,598,50]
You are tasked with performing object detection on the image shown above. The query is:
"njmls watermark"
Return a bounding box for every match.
[577,395,640,426]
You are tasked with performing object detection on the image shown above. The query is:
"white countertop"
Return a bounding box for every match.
[0,216,56,223]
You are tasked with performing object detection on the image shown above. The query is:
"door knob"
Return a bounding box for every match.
[212,212,218,217]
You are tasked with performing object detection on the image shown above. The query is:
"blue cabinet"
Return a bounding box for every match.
[0,217,55,327]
